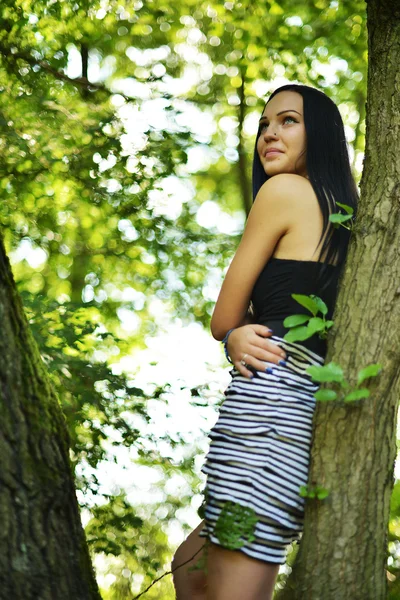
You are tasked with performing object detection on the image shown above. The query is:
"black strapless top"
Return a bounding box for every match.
[251,257,341,357]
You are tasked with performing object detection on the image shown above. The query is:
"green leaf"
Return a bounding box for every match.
[307,317,326,335]
[306,362,344,383]
[291,294,320,316]
[357,363,383,386]
[329,213,353,224]
[284,325,313,342]
[299,485,308,498]
[299,484,329,499]
[344,388,370,402]
[310,295,328,316]
[335,202,354,215]
[283,314,310,327]
[316,487,330,500]
[314,389,337,402]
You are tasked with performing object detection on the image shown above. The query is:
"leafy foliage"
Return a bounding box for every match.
[306,360,382,404]
[329,202,355,229]
[283,294,333,343]
[21,287,205,597]
[86,495,176,599]
[214,500,258,550]
[299,484,330,500]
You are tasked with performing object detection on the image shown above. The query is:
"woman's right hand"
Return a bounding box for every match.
[226,324,287,379]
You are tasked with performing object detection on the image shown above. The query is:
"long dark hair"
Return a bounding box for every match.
[252,84,359,292]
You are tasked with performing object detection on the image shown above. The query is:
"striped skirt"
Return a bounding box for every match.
[199,335,325,564]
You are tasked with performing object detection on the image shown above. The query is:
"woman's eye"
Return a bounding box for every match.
[259,116,297,132]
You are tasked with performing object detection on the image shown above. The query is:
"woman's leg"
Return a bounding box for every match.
[206,542,280,600]
[172,520,281,600]
[172,520,207,599]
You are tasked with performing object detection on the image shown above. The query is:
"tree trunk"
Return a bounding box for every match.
[277,2,400,599]
[0,234,101,598]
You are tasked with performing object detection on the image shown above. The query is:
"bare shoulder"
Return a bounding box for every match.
[256,174,317,214]
[261,175,325,260]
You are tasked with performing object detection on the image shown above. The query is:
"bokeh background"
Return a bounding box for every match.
[2,0,400,597]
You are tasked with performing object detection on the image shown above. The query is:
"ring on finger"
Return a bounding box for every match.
[240,353,249,366]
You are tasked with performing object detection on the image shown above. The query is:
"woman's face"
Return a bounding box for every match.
[256,91,308,179]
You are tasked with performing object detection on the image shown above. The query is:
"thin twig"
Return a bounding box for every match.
[131,546,204,600]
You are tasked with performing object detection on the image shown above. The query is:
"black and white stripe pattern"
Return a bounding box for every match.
[199,335,325,564]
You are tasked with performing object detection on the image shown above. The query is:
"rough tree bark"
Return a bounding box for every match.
[277,2,400,598]
[0,234,101,598]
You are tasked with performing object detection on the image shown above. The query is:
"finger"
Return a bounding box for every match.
[235,350,281,375]
[247,331,286,357]
[235,348,273,372]
[248,336,285,358]
[253,358,277,372]
[268,342,287,360]
[249,324,274,338]
[239,352,277,373]
[248,343,287,364]
[234,361,254,379]
[258,339,287,359]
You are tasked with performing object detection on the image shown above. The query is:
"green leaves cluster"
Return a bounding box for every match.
[185,496,260,579]
[21,287,204,600]
[85,493,176,600]
[283,292,382,404]
[299,484,329,500]
[283,294,334,343]
[214,500,258,551]
[307,362,382,403]
[22,291,149,482]
[329,202,355,230]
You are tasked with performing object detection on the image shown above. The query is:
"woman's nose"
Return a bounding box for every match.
[263,126,279,140]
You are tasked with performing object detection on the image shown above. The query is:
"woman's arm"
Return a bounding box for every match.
[210,173,296,341]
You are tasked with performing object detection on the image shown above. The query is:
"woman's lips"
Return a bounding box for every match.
[265,151,283,157]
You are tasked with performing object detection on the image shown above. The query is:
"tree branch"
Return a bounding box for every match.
[0,41,169,104]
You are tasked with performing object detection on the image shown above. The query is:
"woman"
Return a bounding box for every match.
[172,84,358,600]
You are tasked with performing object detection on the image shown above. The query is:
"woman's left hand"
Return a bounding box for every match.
[226,324,287,378]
